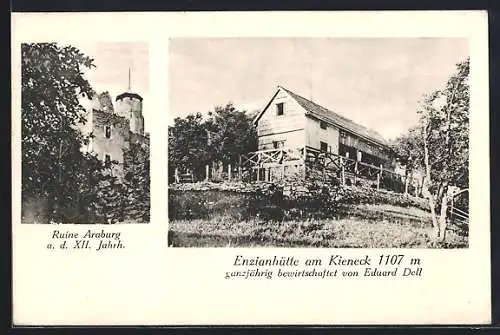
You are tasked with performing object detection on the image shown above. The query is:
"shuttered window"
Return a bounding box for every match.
[276,103,284,116]
[273,140,284,149]
[104,154,111,168]
[105,125,111,139]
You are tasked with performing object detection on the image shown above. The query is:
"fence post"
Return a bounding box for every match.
[238,156,242,181]
[264,168,269,182]
[450,195,454,223]
[354,161,358,185]
[323,156,326,182]
[228,163,232,181]
[256,167,260,182]
[205,165,209,181]
[404,172,409,195]
[341,157,345,185]
[303,146,307,178]
[174,168,179,183]
[377,164,382,191]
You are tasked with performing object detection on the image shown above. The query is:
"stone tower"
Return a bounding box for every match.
[82,68,148,180]
[114,68,145,136]
[87,91,130,179]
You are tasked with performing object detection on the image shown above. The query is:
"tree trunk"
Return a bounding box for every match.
[404,173,409,195]
[422,181,439,239]
[422,122,440,241]
[438,192,449,243]
[55,139,63,222]
[435,81,455,242]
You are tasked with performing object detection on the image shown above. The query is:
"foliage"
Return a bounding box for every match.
[168,180,430,222]
[394,59,469,187]
[340,185,428,211]
[21,43,107,222]
[419,58,470,190]
[391,127,424,173]
[123,141,150,222]
[420,58,469,242]
[168,208,467,248]
[92,174,126,224]
[204,103,258,165]
[168,113,211,173]
[168,103,257,178]
[167,180,469,248]
[57,150,110,223]
[391,58,469,241]
[21,43,150,224]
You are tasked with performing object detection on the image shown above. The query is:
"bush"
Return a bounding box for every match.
[168,179,428,222]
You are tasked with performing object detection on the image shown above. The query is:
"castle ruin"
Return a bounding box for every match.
[82,84,149,179]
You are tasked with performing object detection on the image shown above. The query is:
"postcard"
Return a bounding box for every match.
[11,11,490,325]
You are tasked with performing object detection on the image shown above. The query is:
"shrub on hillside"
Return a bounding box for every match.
[340,186,428,211]
[167,180,429,221]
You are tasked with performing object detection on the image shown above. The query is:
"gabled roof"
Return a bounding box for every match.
[254,86,388,147]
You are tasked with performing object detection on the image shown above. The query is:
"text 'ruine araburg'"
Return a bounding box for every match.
[48,229,125,251]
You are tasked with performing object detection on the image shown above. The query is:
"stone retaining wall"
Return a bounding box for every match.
[168,181,428,211]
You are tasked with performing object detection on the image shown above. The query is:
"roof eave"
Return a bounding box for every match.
[305,113,388,148]
[116,92,143,102]
[252,88,281,125]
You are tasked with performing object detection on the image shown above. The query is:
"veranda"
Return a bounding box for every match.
[173,146,422,196]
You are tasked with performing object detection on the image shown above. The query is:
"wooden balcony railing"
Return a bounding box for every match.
[238,146,421,195]
[171,146,423,196]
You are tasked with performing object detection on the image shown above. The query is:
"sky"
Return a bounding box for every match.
[70,42,150,132]
[169,38,469,140]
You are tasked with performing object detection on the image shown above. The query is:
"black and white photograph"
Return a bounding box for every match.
[12,11,490,326]
[168,38,470,248]
[21,42,150,224]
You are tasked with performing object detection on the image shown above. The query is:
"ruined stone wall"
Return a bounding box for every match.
[115,96,144,135]
[98,92,115,112]
[130,111,145,135]
[92,110,130,178]
[129,130,148,148]
[115,96,142,116]
[168,180,429,211]
[125,132,150,168]
[91,92,115,113]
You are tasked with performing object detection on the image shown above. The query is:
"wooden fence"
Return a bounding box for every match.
[171,146,422,196]
[237,146,421,195]
[450,188,469,225]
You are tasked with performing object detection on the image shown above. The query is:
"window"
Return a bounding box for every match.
[320,141,328,152]
[320,121,327,130]
[104,154,111,168]
[87,137,93,152]
[273,140,284,149]
[276,102,284,116]
[105,125,111,139]
[206,130,212,145]
[357,151,362,162]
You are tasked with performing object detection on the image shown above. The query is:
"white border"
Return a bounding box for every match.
[12,11,490,325]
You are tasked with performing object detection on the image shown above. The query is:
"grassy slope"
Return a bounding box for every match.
[168,203,468,248]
